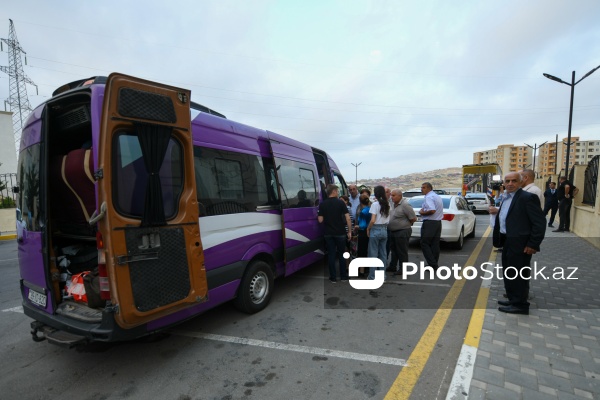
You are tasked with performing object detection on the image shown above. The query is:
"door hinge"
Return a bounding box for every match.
[94,169,104,180]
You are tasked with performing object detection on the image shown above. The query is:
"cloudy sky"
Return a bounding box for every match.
[2,0,599,180]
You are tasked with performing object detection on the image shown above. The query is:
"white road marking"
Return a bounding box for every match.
[296,274,451,287]
[445,344,477,400]
[171,330,408,366]
[2,306,23,313]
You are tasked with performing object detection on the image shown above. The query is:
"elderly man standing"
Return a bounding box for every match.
[388,189,417,274]
[519,169,544,207]
[419,182,444,270]
[490,172,546,314]
[348,184,361,224]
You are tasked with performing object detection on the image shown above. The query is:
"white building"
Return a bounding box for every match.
[0,111,18,175]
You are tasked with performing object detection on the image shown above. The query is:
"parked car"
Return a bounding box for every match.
[403,188,446,198]
[464,193,492,213]
[407,195,476,250]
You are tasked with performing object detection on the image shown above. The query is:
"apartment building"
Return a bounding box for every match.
[473,144,532,174]
[538,137,600,177]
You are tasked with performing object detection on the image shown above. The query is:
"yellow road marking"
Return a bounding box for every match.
[384,225,492,400]
[463,246,497,348]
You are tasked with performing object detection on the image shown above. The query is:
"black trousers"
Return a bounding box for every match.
[543,202,558,225]
[389,228,412,271]
[501,246,532,309]
[558,198,572,231]
[421,220,442,268]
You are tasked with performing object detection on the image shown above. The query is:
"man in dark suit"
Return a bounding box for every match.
[543,182,559,227]
[490,172,546,314]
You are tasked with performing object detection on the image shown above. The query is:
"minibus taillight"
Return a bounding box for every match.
[96,232,110,300]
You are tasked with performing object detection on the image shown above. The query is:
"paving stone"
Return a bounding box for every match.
[573,388,594,399]
[503,381,522,394]
[521,387,558,400]
[504,368,539,391]
[470,378,487,391]
[489,353,521,373]
[466,386,486,400]
[537,371,574,394]
[485,383,521,400]
[472,367,504,387]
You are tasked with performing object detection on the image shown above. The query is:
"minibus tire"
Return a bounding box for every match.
[234,261,274,314]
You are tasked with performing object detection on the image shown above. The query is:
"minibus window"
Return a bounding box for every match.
[17,144,41,232]
[194,146,274,216]
[275,158,317,209]
[113,133,183,219]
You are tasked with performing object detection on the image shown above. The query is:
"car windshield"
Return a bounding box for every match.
[408,198,451,209]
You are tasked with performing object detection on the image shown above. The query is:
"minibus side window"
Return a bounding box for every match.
[194,146,273,216]
[274,158,317,209]
[333,171,348,197]
[17,144,41,232]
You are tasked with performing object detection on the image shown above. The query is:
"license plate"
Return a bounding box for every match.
[28,289,47,308]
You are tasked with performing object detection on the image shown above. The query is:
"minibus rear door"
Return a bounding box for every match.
[97,73,207,329]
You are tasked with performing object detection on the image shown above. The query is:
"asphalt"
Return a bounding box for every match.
[448,224,600,399]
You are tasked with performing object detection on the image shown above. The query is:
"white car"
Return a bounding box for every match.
[464,193,492,213]
[408,195,476,250]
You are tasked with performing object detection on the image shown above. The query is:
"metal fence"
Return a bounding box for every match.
[583,156,598,207]
[0,173,18,208]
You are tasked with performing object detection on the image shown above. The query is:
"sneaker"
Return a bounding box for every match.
[329,279,337,283]
[494,248,503,252]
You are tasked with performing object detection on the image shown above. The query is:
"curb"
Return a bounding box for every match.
[0,234,17,240]
[445,246,496,400]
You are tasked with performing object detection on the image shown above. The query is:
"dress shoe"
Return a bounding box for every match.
[548,224,554,227]
[497,300,511,306]
[498,305,528,315]
[552,229,564,232]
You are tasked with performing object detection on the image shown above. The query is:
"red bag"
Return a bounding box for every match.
[67,272,89,303]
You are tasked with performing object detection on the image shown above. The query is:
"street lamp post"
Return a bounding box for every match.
[543,64,600,177]
[525,141,547,177]
[351,162,362,185]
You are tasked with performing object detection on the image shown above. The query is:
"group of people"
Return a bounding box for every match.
[317,182,445,284]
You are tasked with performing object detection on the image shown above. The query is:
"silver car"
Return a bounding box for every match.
[408,195,477,250]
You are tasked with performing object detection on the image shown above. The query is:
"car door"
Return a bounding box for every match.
[97,73,208,329]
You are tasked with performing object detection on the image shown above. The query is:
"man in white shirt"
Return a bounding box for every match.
[519,169,543,208]
[419,182,444,270]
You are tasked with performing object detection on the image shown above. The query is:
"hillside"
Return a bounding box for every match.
[355,167,463,192]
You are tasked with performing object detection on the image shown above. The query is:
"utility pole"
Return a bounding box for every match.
[351,162,361,185]
[1,19,38,155]
[525,141,547,177]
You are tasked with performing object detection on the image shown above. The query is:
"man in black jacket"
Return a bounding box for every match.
[543,182,559,227]
[491,172,546,314]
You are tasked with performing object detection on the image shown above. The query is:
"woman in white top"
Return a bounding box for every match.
[367,185,390,280]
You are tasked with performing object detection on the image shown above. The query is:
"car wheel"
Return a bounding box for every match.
[233,260,274,314]
[466,219,476,238]
[453,228,464,250]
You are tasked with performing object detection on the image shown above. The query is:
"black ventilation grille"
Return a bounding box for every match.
[126,227,190,312]
[118,88,176,123]
[55,105,91,131]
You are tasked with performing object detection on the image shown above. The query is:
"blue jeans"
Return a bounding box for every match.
[367,225,388,280]
[325,235,348,281]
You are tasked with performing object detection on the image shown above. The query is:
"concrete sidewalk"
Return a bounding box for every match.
[449,225,600,399]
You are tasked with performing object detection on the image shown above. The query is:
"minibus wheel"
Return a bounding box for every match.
[234,260,274,314]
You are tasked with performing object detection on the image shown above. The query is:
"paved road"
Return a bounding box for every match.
[0,215,493,400]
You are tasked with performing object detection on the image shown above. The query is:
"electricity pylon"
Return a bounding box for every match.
[1,19,38,155]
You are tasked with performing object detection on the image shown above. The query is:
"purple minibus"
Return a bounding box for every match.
[17,73,348,346]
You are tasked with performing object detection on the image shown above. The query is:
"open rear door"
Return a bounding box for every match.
[97,73,207,329]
